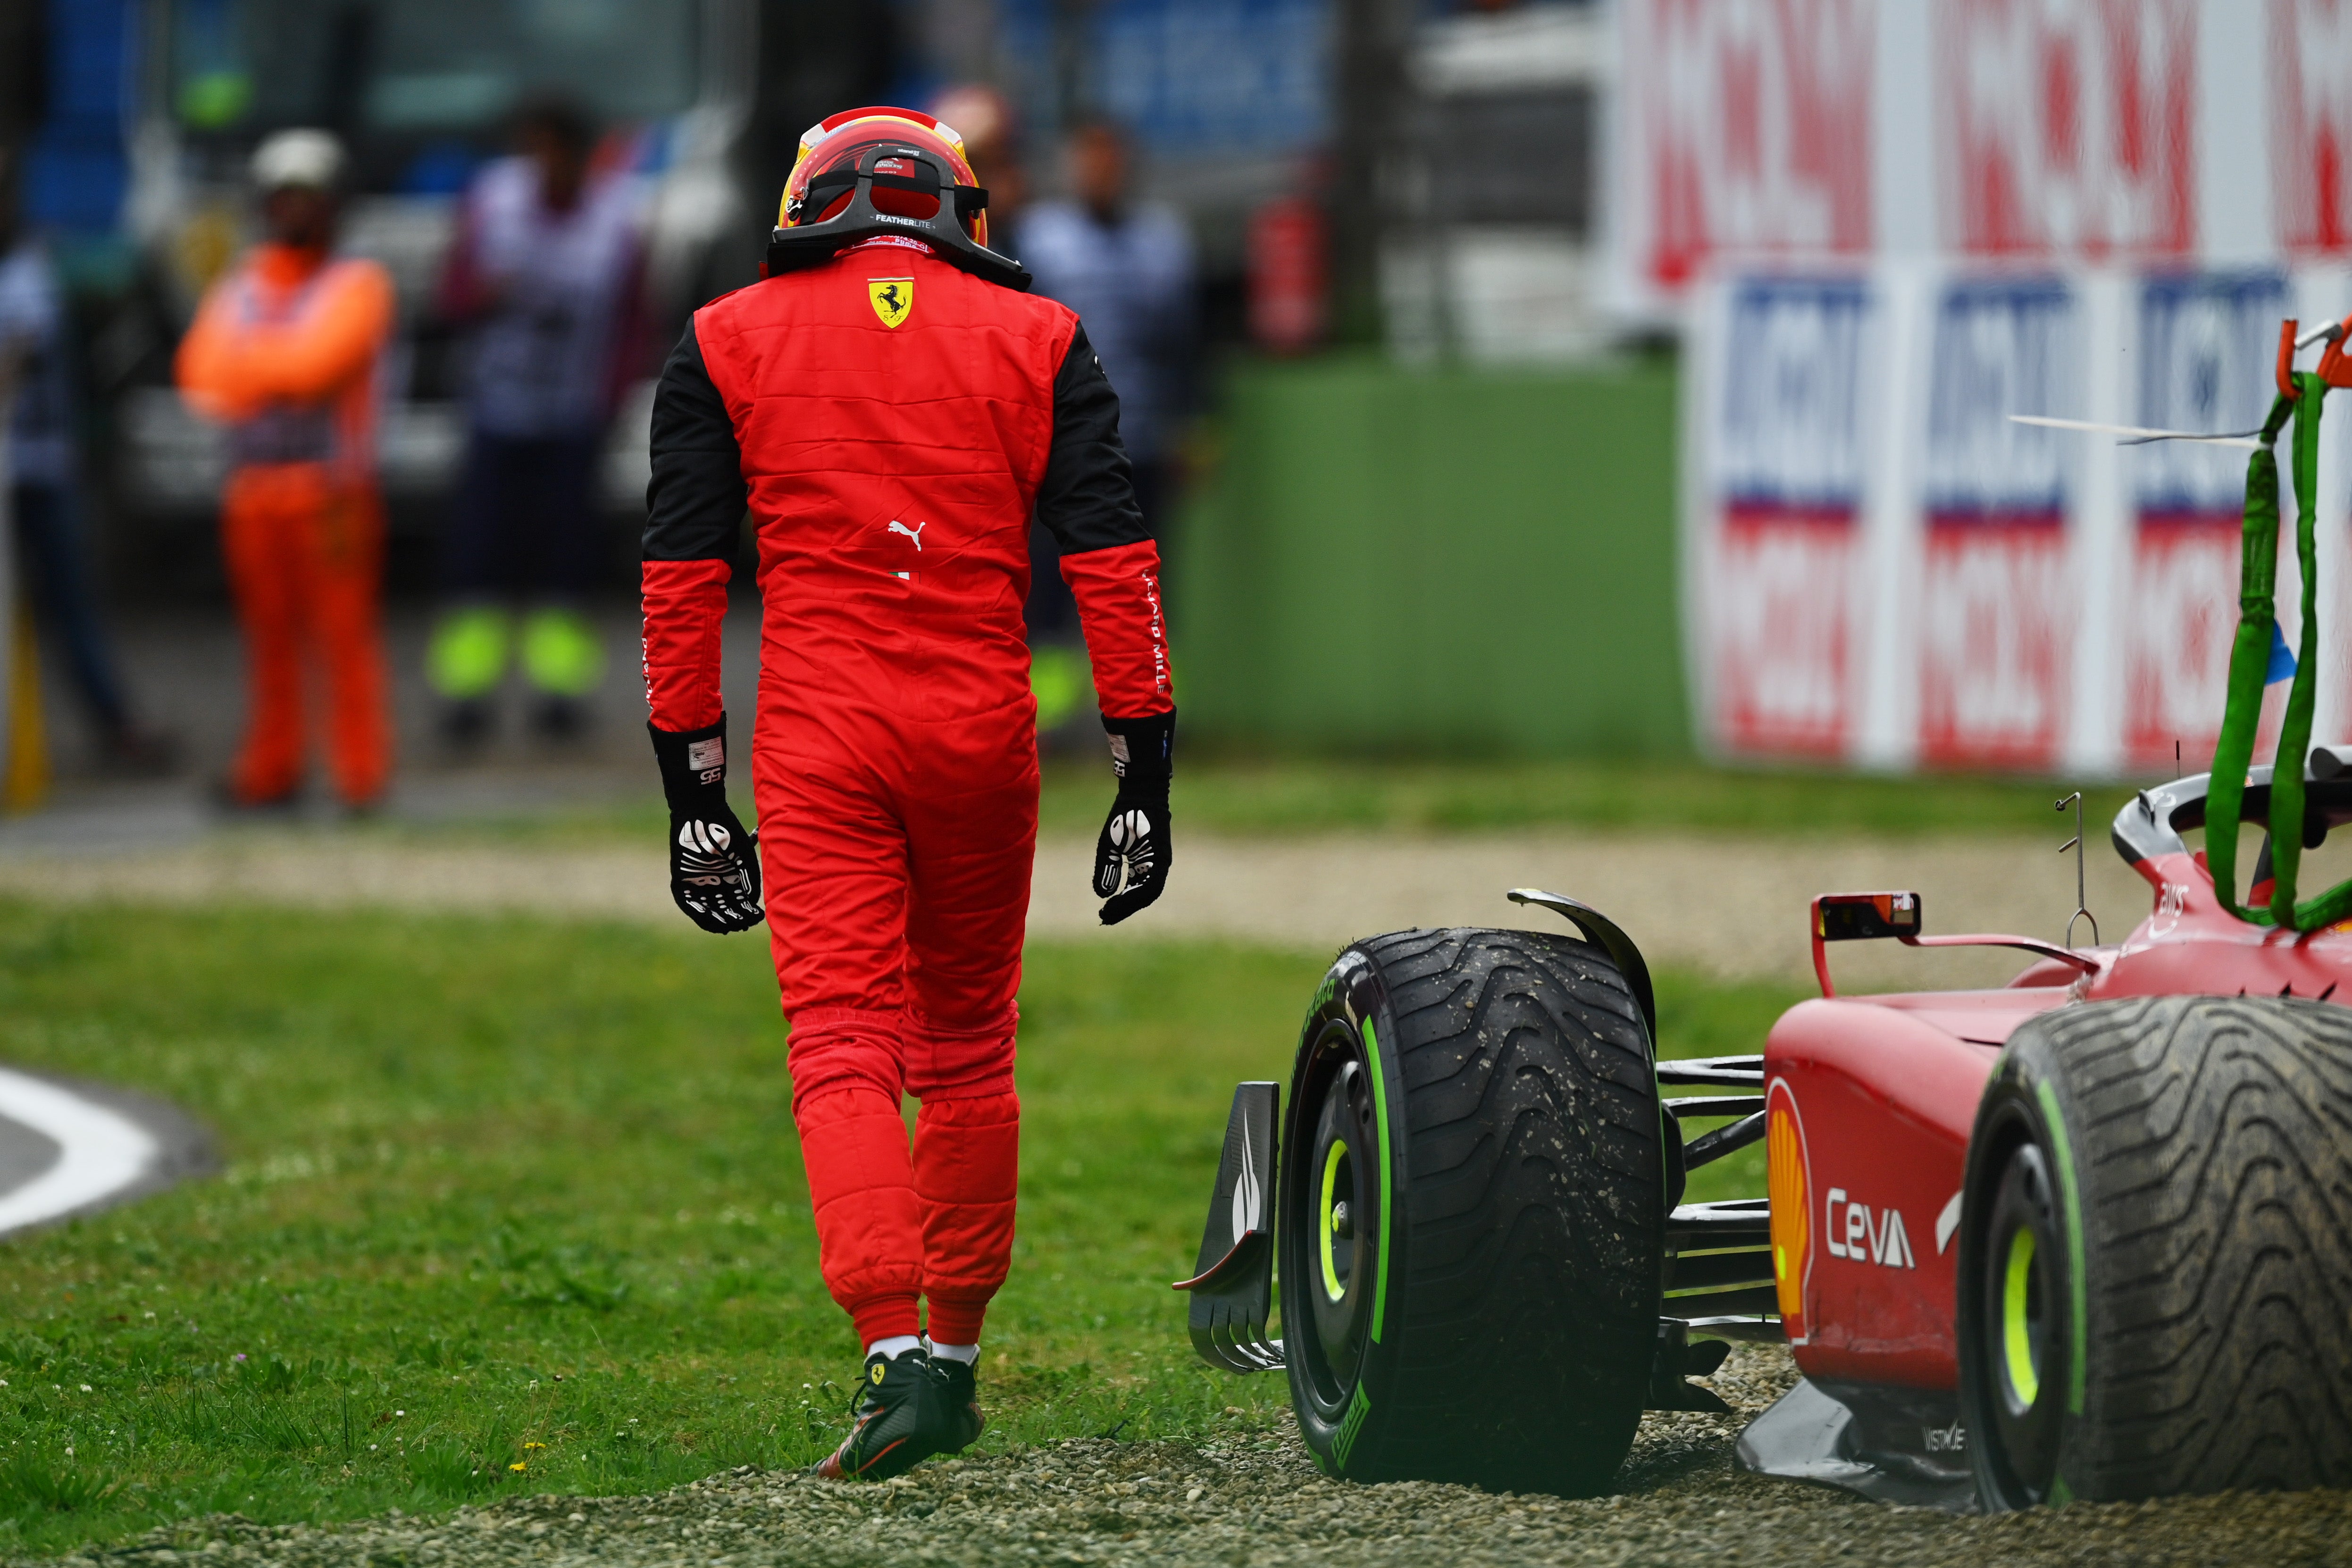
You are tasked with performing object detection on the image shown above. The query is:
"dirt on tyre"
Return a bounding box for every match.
[1282,927,1665,1496]
[1958,995,2352,1508]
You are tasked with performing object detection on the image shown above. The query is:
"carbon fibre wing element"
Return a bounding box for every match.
[1173,1081,1284,1372]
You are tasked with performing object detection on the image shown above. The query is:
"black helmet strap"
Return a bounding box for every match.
[766,143,1030,292]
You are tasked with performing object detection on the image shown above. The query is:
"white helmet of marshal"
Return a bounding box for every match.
[250,128,347,195]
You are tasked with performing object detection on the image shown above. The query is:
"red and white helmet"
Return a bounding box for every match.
[780,106,988,249]
[766,105,1027,289]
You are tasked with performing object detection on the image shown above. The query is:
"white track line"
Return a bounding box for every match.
[0,1068,160,1236]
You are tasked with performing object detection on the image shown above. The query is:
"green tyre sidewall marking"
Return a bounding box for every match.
[1962,1048,2088,1510]
[2038,1071,2087,1507]
[1282,946,1403,1480]
[1361,1018,1394,1345]
[1331,1384,1373,1470]
[2032,1078,2089,1419]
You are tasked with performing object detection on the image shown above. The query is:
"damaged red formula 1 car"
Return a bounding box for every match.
[1176,325,2352,1510]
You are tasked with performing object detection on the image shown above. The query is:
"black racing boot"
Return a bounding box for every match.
[815,1349,934,1481]
[925,1356,986,1456]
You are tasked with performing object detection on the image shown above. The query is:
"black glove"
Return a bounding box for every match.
[1094,710,1173,926]
[650,716,764,934]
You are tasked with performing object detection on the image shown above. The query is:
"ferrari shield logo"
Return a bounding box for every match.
[869,278,913,328]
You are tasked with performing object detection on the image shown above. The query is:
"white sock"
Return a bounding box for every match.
[865,1334,923,1360]
[929,1341,979,1365]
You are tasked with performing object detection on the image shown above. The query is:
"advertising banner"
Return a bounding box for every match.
[1916,278,2081,769]
[1686,259,2352,775]
[1935,0,2198,259]
[2274,0,2352,255]
[1699,277,1876,759]
[998,0,1330,159]
[1642,0,2352,773]
[1616,0,1876,297]
[1613,0,2292,316]
[2124,274,2291,769]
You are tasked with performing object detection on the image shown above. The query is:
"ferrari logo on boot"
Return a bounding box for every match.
[869,278,913,328]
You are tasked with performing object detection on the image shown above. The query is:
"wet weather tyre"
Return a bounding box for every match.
[1957,995,2352,1509]
[1281,927,1665,1496]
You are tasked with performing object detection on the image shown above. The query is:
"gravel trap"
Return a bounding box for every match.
[21,1346,2352,1568]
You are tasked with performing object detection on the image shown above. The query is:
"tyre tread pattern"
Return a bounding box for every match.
[2011,995,2352,1498]
[1352,926,1663,1494]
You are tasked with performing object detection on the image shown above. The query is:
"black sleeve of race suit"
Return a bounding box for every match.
[644,318,748,562]
[1036,323,1152,555]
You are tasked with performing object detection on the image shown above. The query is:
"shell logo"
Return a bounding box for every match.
[1766,1078,1811,1343]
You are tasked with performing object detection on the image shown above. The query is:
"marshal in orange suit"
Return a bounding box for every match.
[177,129,395,810]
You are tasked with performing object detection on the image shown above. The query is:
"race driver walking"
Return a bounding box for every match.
[638,107,1173,1481]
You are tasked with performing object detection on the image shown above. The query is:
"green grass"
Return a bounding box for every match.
[1052,757,2146,839]
[387,755,2144,850]
[0,902,1802,1556]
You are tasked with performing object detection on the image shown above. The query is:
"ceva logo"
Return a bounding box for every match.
[1825,1187,1916,1268]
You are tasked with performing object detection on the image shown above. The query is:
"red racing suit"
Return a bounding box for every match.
[641,236,1169,1347]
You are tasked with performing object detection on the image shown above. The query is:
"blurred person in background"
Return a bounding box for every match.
[929,85,1026,258]
[0,153,176,775]
[176,130,394,813]
[926,85,1082,720]
[1018,117,1194,733]
[429,94,648,746]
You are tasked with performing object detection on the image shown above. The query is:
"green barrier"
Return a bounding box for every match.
[1174,356,1684,757]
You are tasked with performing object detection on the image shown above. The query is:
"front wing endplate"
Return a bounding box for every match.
[1173,1081,1284,1372]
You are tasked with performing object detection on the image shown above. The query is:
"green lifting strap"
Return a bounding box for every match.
[2206,371,2352,932]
